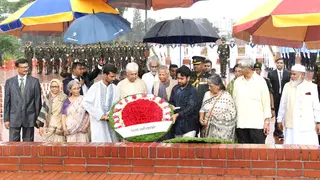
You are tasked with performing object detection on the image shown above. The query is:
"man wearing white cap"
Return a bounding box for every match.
[277,64,320,145]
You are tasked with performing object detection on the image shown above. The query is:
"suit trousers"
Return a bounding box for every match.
[236,128,266,144]
[9,127,34,142]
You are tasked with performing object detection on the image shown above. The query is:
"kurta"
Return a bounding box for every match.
[277,80,320,145]
[229,43,238,68]
[83,81,119,142]
[117,78,147,99]
[245,43,258,61]
[142,72,159,94]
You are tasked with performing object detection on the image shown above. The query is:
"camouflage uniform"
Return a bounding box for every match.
[103,44,110,64]
[126,42,133,64]
[24,43,34,74]
[93,45,103,66]
[120,42,127,70]
[113,42,121,69]
[35,45,44,74]
[53,45,62,74]
[61,45,69,74]
[108,44,114,64]
[43,45,53,74]
[132,42,140,63]
[217,42,230,78]
[85,45,94,71]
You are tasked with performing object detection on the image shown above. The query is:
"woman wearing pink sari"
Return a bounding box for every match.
[62,80,90,142]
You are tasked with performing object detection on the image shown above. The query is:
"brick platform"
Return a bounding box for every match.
[0,142,319,178]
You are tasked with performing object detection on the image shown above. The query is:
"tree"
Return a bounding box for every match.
[117,8,127,17]
[131,9,144,42]
[146,18,157,32]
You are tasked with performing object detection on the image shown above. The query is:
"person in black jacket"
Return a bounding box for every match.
[62,62,102,96]
[267,58,290,138]
[169,65,201,138]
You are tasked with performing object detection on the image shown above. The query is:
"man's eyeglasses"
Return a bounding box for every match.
[19,66,29,69]
[50,86,59,88]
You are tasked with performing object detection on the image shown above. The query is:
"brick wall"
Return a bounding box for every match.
[0,142,318,178]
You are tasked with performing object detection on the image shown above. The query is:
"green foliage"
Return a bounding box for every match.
[0,34,22,59]
[0,0,29,21]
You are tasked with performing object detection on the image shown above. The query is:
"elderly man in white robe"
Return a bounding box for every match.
[83,64,119,142]
[277,64,320,145]
[142,56,160,94]
[117,62,147,99]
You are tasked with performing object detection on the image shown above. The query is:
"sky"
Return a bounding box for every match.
[123,0,269,23]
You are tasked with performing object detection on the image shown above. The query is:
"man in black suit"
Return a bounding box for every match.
[267,58,290,138]
[62,62,102,95]
[4,59,42,142]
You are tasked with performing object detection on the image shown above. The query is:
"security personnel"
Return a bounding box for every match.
[43,43,53,75]
[132,41,140,63]
[217,37,230,78]
[120,41,127,70]
[85,44,94,71]
[108,43,114,64]
[313,58,320,144]
[35,44,44,74]
[93,44,103,66]
[53,44,62,74]
[24,41,34,75]
[113,41,121,69]
[190,56,210,103]
[126,41,133,64]
[78,45,86,64]
[61,44,69,74]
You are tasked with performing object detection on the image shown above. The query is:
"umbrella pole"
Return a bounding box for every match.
[180,44,182,67]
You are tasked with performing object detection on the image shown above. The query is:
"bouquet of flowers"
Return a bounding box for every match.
[109,94,174,142]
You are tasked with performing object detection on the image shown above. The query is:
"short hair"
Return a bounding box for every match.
[176,65,191,77]
[204,60,212,66]
[158,65,169,73]
[208,75,226,91]
[67,80,80,95]
[15,58,28,67]
[276,58,284,63]
[238,58,255,69]
[72,62,83,71]
[126,62,139,72]
[103,64,118,75]
[233,64,240,72]
[169,64,178,70]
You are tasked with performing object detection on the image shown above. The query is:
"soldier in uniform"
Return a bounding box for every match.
[102,43,109,64]
[85,44,94,72]
[108,43,114,64]
[189,56,210,103]
[132,41,140,63]
[61,44,69,74]
[313,57,320,144]
[126,41,133,64]
[217,37,230,78]
[120,41,128,70]
[24,41,34,75]
[113,41,121,69]
[43,43,53,75]
[53,43,62,74]
[35,43,44,74]
[78,45,86,63]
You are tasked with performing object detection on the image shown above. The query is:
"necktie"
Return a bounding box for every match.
[279,71,282,93]
[20,78,25,97]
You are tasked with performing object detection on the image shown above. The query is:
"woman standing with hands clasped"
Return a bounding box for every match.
[62,80,90,142]
[199,75,237,142]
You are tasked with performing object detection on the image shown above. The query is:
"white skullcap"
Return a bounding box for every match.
[291,64,306,73]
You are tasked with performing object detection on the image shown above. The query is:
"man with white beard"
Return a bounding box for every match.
[277,64,320,145]
[142,56,160,94]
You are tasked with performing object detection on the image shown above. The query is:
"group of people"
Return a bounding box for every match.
[24,41,149,77]
[4,51,320,145]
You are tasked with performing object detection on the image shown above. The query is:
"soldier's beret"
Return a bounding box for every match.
[221,37,226,41]
[192,56,206,65]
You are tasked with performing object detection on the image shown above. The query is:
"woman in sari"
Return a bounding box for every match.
[37,79,67,142]
[200,75,237,142]
[62,80,90,142]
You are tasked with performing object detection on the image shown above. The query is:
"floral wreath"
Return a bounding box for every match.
[109,94,174,142]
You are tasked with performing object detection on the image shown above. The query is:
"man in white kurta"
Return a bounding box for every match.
[117,62,147,99]
[229,39,238,70]
[142,56,160,94]
[245,42,258,61]
[277,64,320,145]
[83,64,119,142]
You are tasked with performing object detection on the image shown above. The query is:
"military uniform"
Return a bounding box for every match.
[120,42,127,70]
[217,38,230,78]
[132,42,140,63]
[61,45,70,74]
[313,59,320,144]
[53,45,62,74]
[93,45,103,66]
[43,45,53,74]
[85,45,94,71]
[113,42,121,69]
[189,56,210,103]
[35,45,44,74]
[254,62,274,94]
[108,44,114,64]
[78,46,86,64]
[24,43,34,74]
[126,42,133,64]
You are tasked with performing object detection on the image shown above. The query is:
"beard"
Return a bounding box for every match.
[290,77,303,87]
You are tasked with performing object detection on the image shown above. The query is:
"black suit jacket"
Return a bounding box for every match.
[267,69,290,112]
[63,67,101,95]
[4,75,42,127]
